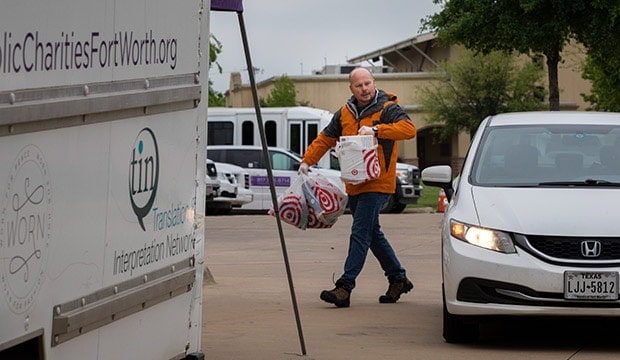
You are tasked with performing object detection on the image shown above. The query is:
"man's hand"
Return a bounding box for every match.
[298,162,309,175]
[358,125,374,136]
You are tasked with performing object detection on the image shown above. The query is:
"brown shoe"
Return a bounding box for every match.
[379,278,414,303]
[320,281,351,308]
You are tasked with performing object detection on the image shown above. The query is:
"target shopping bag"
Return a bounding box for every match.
[335,135,380,184]
[269,173,347,230]
[302,173,347,229]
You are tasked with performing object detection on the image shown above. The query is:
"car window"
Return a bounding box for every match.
[270,151,299,171]
[207,149,259,168]
[471,124,620,186]
[233,150,261,168]
[208,148,302,171]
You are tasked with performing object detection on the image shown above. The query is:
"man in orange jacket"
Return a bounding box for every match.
[299,67,416,307]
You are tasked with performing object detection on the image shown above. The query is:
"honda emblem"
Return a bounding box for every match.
[581,240,602,258]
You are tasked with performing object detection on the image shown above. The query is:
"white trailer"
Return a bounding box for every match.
[0,1,208,359]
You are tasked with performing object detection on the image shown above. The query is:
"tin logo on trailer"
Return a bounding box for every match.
[129,128,159,231]
[0,144,52,314]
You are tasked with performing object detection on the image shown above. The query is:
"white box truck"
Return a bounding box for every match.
[0,1,208,359]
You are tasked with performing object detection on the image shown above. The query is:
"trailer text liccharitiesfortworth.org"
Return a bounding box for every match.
[0,30,178,73]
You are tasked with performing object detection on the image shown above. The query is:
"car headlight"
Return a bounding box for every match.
[450,220,516,254]
[396,169,410,185]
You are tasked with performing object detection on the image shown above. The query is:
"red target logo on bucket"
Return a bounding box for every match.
[364,148,380,179]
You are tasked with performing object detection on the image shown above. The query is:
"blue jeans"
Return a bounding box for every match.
[338,192,407,290]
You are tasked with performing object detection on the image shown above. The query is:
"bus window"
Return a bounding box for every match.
[266,120,277,146]
[242,121,254,145]
[208,122,234,145]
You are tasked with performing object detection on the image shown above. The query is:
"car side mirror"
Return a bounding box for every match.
[421,165,454,201]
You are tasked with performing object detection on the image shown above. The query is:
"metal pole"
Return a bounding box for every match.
[236,11,307,357]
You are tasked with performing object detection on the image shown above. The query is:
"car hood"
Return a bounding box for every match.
[215,162,247,174]
[467,187,618,237]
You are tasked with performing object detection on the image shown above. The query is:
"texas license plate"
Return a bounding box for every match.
[564,271,618,300]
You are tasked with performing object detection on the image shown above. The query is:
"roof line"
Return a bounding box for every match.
[347,32,437,65]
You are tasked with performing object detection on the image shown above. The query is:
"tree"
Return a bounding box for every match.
[581,55,620,112]
[573,2,620,111]
[209,35,226,107]
[260,75,297,107]
[423,0,588,111]
[419,50,546,139]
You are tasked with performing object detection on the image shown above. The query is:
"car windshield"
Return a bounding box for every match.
[471,124,620,186]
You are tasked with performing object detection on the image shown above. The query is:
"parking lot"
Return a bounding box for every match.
[202,209,620,359]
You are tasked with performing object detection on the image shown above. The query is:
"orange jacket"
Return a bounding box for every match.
[302,90,416,195]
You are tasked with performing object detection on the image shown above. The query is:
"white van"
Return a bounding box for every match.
[206,107,422,213]
[207,145,343,211]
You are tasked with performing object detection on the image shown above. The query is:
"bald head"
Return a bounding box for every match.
[348,67,374,83]
[348,68,376,107]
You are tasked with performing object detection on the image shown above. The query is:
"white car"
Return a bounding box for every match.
[205,160,254,215]
[206,159,220,201]
[422,111,620,343]
[214,161,253,208]
[205,159,234,215]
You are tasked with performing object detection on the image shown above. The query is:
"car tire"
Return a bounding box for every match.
[442,288,479,343]
[390,202,407,213]
[219,207,232,215]
[380,195,407,213]
[380,194,396,213]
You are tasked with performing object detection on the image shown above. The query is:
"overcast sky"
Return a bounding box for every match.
[209,1,442,92]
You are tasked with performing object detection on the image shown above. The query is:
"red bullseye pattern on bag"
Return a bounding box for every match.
[278,194,306,228]
[313,181,341,213]
[307,206,332,229]
[364,148,381,179]
[269,173,347,230]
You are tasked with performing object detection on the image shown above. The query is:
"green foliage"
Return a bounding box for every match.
[208,35,226,107]
[418,50,546,139]
[424,0,620,112]
[574,2,620,111]
[581,55,620,112]
[209,35,223,73]
[423,0,589,111]
[260,75,298,107]
[209,88,226,107]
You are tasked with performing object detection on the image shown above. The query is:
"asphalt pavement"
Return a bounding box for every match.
[201,208,620,360]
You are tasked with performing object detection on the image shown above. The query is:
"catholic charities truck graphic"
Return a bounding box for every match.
[0,30,179,73]
[0,1,207,359]
[0,145,52,315]
[129,127,160,232]
[114,127,195,278]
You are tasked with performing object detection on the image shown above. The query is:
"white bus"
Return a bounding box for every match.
[206,107,422,212]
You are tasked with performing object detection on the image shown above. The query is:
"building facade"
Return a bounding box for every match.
[222,33,591,172]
